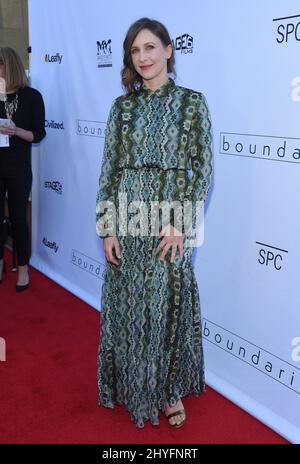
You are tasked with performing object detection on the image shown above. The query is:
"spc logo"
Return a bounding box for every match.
[256,241,288,271]
[273,13,300,44]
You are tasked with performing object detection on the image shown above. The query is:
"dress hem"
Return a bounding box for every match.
[97,385,206,428]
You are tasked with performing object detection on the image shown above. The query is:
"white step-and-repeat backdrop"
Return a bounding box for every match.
[28,0,300,443]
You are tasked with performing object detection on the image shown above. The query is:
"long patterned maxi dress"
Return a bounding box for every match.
[96,78,213,428]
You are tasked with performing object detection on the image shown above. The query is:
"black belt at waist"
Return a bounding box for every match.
[119,166,187,171]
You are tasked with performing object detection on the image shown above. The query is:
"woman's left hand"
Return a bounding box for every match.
[0,121,18,136]
[155,223,184,263]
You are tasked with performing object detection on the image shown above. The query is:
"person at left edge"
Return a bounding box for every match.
[0,47,46,291]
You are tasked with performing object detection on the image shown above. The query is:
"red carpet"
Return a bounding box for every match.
[0,250,289,444]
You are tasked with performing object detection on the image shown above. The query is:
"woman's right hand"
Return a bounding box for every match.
[103,236,121,266]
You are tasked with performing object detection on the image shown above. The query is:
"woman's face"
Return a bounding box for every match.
[130,29,172,87]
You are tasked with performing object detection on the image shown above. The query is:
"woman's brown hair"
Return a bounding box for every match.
[0,47,29,92]
[122,17,176,95]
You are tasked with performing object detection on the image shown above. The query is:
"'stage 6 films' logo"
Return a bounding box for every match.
[273,13,300,44]
[97,39,112,68]
[172,34,194,54]
[44,181,63,195]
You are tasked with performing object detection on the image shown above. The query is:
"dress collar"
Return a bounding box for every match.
[140,77,175,98]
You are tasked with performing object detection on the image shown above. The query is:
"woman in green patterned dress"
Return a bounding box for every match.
[96,18,213,429]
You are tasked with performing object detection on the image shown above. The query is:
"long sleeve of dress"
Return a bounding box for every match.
[96,99,122,238]
[180,93,213,236]
[185,93,213,203]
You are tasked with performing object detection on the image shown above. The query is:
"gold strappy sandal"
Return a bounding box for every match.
[165,408,186,428]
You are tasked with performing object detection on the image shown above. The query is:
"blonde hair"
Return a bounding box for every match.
[0,47,29,92]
